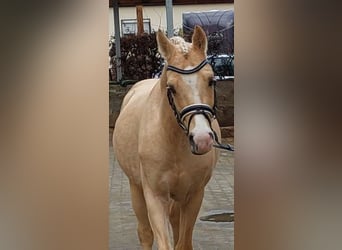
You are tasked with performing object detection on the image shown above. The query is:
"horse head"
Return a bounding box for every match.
[157,26,217,155]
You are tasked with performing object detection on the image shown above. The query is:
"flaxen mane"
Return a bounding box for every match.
[169,36,190,54]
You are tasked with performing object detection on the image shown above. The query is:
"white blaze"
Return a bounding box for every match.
[181,67,201,103]
[181,67,212,134]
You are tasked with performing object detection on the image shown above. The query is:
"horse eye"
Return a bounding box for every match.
[167,84,176,94]
[209,79,216,86]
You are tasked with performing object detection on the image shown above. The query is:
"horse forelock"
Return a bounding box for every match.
[169,36,190,55]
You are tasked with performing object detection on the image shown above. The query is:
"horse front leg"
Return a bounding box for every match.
[129,181,154,250]
[175,189,205,250]
[142,180,173,250]
[169,200,180,246]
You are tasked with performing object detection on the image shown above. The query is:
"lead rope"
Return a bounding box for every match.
[212,129,235,151]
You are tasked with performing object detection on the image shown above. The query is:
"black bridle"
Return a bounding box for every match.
[166,59,234,152]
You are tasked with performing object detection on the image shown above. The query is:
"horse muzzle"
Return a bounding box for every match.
[189,131,214,155]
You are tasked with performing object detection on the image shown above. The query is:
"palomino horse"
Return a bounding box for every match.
[113,26,221,250]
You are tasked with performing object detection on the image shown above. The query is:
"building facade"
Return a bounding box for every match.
[109,1,234,37]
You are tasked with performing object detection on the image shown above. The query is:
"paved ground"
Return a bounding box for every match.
[109,129,234,250]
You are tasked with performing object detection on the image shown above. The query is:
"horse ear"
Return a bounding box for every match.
[156,30,174,60]
[192,26,207,54]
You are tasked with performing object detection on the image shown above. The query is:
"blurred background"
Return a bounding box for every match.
[0,0,341,250]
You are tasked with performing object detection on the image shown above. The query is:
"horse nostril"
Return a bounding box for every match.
[209,132,214,140]
[188,133,198,153]
[189,133,194,143]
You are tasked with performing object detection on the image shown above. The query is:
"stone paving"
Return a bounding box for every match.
[109,129,234,250]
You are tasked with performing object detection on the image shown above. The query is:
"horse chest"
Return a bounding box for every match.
[154,160,213,200]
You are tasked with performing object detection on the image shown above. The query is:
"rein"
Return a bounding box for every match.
[166,60,234,152]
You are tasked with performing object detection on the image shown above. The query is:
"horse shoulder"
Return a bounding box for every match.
[114,79,159,185]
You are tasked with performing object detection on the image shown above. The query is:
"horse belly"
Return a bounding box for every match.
[113,79,158,185]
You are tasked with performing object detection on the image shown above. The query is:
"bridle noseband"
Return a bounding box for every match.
[167,88,216,134]
[166,59,234,152]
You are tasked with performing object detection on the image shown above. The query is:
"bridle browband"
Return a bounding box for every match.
[166,59,234,152]
[167,59,208,75]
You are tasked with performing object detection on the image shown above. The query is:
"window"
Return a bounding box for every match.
[121,18,151,35]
